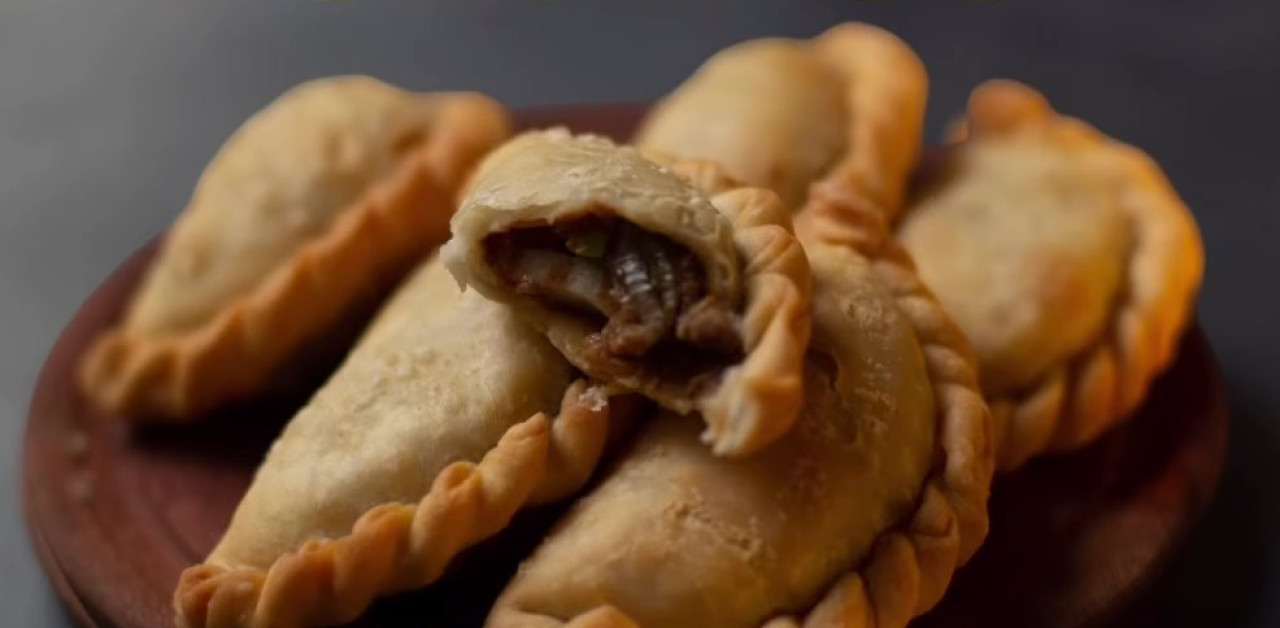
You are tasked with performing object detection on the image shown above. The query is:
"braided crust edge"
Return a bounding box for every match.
[79,94,510,420]
[173,380,617,628]
[493,172,994,628]
[767,185,993,628]
[455,148,814,459]
[942,80,1206,471]
[693,181,813,457]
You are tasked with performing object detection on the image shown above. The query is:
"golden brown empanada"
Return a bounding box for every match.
[444,130,812,457]
[81,76,510,419]
[488,221,992,628]
[897,80,1205,470]
[634,38,847,209]
[804,22,929,226]
[173,257,638,628]
[636,22,927,216]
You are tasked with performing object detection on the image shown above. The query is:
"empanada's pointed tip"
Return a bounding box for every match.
[968,80,1053,136]
[172,564,265,628]
[437,239,471,293]
[504,412,553,446]
[78,334,129,415]
[817,21,898,44]
[701,385,805,458]
[702,416,765,459]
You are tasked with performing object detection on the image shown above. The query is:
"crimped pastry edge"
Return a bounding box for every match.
[172,380,619,628]
[934,80,1205,471]
[489,176,994,628]
[488,29,978,625]
[650,158,815,458]
[685,179,813,457]
[447,144,814,459]
[79,93,510,421]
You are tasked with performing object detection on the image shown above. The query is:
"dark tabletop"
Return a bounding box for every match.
[2,1,1278,626]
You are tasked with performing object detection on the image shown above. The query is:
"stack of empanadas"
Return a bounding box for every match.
[76,19,1203,628]
[173,129,821,628]
[637,24,1203,471]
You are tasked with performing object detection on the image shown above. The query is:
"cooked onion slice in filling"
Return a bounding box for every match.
[486,215,742,393]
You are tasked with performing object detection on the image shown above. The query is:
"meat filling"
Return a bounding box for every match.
[486,216,742,368]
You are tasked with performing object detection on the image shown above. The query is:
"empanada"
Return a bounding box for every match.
[636,22,927,216]
[444,130,811,457]
[488,221,991,628]
[81,76,511,419]
[173,257,638,628]
[634,37,847,209]
[896,80,1205,470]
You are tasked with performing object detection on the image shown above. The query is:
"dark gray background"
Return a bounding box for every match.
[2,0,1278,626]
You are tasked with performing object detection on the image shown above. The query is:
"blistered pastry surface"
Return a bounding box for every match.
[491,245,941,628]
[899,139,1133,395]
[79,81,511,419]
[636,39,849,209]
[129,77,451,337]
[446,132,813,457]
[209,258,574,568]
[899,80,1204,469]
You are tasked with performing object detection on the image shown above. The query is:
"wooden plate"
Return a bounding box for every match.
[23,106,1229,628]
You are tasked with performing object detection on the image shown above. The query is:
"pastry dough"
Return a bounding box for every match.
[804,22,929,226]
[897,80,1204,470]
[634,38,848,209]
[80,76,511,420]
[173,257,638,628]
[636,22,927,218]
[488,223,991,628]
[445,130,811,457]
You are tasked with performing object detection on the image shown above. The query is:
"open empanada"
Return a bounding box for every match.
[636,22,927,216]
[897,80,1205,470]
[173,257,639,628]
[80,76,510,419]
[488,216,992,628]
[444,130,811,457]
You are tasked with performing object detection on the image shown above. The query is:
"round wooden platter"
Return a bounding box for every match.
[24,106,1229,628]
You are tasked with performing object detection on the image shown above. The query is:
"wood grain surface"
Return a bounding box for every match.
[23,106,1229,628]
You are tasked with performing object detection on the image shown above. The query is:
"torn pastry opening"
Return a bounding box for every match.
[485,210,743,400]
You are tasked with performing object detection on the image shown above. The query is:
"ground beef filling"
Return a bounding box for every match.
[486,216,742,377]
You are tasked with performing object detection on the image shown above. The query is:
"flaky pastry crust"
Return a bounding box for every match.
[168,248,657,628]
[80,78,510,420]
[635,37,848,209]
[805,22,929,224]
[445,130,811,457]
[489,181,991,628]
[637,22,927,218]
[174,380,617,628]
[899,80,1205,470]
[787,195,992,628]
